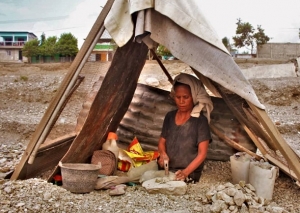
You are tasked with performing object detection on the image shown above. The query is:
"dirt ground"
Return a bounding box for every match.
[0,58,300,212]
[0,58,299,151]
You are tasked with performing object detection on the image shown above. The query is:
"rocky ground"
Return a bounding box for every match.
[0,59,300,212]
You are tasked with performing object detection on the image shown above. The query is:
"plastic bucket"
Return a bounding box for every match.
[249,161,278,200]
[230,152,252,184]
[59,162,101,193]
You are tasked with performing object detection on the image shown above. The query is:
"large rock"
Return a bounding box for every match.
[139,170,176,183]
[142,178,187,195]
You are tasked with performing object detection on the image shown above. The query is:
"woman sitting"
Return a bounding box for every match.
[157,73,213,182]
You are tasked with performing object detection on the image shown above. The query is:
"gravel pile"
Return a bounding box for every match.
[1,156,299,212]
[0,143,25,179]
[0,177,294,213]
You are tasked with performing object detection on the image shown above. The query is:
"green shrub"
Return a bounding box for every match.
[20,76,28,81]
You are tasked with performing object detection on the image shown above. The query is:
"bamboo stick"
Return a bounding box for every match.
[210,124,263,161]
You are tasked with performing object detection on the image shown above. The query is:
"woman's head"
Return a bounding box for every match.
[170,73,213,122]
[173,82,194,113]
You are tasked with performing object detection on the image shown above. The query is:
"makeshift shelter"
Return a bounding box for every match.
[11,0,300,184]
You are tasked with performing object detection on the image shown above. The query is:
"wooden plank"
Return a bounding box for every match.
[56,38,149,165]
[192,68,222,98]
[248,102,300,181]
[39,132,77,150]
[243,125,268,156]
[210,124,263,161]
[10,0,115,180]
[7,136,74,179]
[25,137,74,179]
[241,126,298,182]
[265,154,298,180]
[242,106,278,151]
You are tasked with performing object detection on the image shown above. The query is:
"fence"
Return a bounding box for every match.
[31,55,75,63]
[257,43,300,59]
[0,41,26,46]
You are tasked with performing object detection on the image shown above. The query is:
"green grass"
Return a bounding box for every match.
[20,76,28,81]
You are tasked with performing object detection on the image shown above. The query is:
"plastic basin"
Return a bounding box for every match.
[59,162,101,193]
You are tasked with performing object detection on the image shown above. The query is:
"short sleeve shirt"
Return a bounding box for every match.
[161,110,211,172]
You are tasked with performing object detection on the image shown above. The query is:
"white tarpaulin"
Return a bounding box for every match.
[104,0,228,53]
[104,0,265,109]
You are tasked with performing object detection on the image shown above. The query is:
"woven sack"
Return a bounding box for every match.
[91,150,116,176]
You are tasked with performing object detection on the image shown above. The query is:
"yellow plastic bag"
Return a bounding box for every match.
[117,137,159,172]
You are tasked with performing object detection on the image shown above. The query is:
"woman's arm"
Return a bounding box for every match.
[175,140,209,180]
[157,137,169,168]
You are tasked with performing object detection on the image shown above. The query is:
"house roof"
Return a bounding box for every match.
[98,29,112,42]
[0,31,37,38]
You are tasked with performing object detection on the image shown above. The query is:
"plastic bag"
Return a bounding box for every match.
[117,137,159,172]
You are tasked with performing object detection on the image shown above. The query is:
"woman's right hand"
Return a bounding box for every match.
[158,152,169,168]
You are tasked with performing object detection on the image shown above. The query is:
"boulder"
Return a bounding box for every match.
[142,178,187,195]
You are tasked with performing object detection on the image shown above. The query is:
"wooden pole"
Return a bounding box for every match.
[11,0,115,180]
[150,49,174,84]
[47,38,149,182]
[248,102,300,181]
[210,124,264,161]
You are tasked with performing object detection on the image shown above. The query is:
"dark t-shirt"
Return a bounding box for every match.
[161,110,211,172]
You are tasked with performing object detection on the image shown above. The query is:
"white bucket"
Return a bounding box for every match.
[230,152,252,184]
[249,161,278,200]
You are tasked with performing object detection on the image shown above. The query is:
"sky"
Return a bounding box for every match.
[0,0,299,52]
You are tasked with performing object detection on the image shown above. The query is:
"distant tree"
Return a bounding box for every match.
[40,32,46,46]
[39,36,57,57]
[222,37,231,51]
[22,39,40,63]
[232,18,271,54]
[254,25,271,46]
[156,44,172,57]
[55,33,78,58]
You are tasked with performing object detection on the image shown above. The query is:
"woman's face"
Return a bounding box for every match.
[174,84,194,113]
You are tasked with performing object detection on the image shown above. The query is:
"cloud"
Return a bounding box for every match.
[0,0,95,45]
[60,0,107,48]
[198,0,300,43]
[1,0,299,50]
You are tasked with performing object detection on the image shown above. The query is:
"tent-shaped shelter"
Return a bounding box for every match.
[11,0,300,184]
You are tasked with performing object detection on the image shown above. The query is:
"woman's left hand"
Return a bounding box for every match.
[175,170,188,181]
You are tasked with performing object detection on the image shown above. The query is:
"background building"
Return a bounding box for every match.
[0,31,37,62]
[88,30,115,62]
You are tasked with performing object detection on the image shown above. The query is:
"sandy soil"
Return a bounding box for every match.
[0,59,300,212]
[0,58,299,165]
[1,59,299,146]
